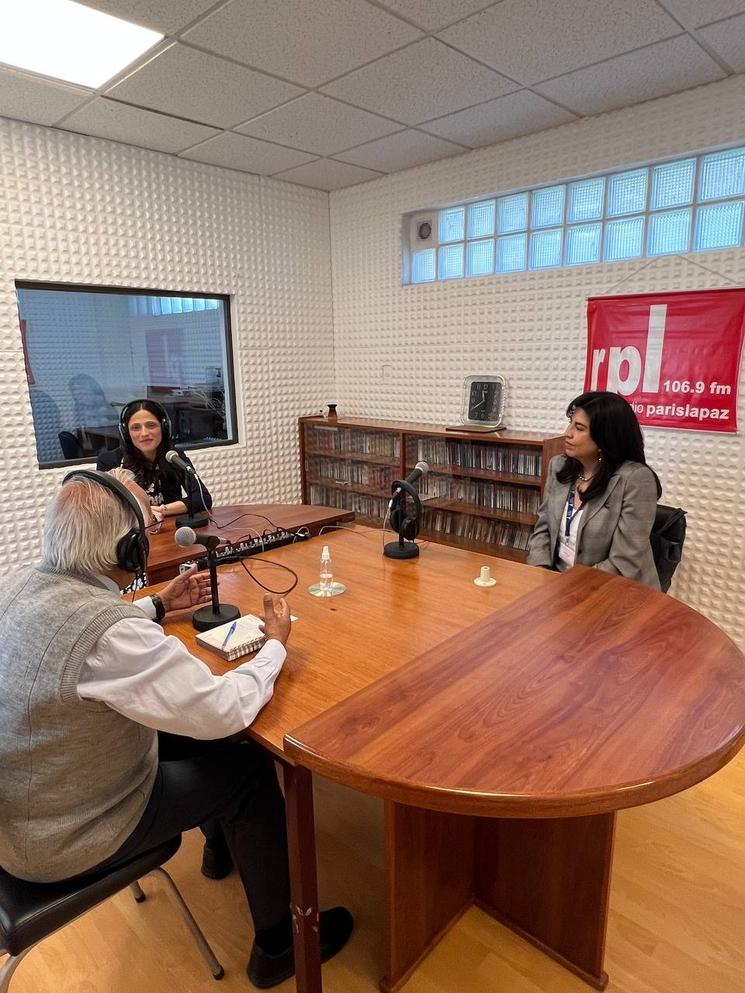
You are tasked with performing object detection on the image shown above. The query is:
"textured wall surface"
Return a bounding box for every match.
[330,75,745,648]
[0,116,334,569]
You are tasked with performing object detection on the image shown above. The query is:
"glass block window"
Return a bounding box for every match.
[607,169,647,216]
[403,144,745,284]
[467,200,496,239]
[694,201,744,251]
[438,207,465,244]
[604,216,645,261]
[497,193,528,233]
[531,186,565,228]
[650,159,695,210]
[565,223,602,265]
[648,208,692,255]
[411,249,436,283]
[568,178,604,223]
[466,238,495,276]
[496,233,527,272]
[698,148,745,201]
[438,243,464,279]
[529,228,563,269]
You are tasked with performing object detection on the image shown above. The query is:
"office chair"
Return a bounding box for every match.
[650,504,687,593]
[0,836,224,993]
[58,430,84,459]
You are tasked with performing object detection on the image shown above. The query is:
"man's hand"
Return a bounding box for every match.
[259,594,291,646]
[159,565,212,613]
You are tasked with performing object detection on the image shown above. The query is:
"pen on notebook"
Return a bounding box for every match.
[221,620,238,649]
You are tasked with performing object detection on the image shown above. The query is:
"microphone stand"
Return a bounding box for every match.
[175,465,209,529]
[191,535,241,631]
[384,481,422,560]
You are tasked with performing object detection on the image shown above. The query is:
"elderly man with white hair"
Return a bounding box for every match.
[0,468,352,989]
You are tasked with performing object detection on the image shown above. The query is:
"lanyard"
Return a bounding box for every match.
[565,484,578,538]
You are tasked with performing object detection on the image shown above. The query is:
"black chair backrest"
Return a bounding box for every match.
[650,504,687,593]
[58,430,83,459]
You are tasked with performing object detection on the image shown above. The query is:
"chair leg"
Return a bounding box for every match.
[148,868,224,980]
[130,880,146,903]
[0,947,35,993]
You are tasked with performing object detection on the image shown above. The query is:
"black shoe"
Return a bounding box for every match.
[246,906,353,989]
[200,842,234,880]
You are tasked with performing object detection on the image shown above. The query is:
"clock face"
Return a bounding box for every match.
[468,381,500,421]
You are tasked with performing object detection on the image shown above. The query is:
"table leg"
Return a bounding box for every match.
[283,762,323,993]
[380,801,475,993]
[474,813,616,990]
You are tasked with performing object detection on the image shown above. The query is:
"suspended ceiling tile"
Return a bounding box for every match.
[321,37,517,125]
[660,0,745,28]
[375,0,496,32]
[180,131,316,174]
[107,43,304,128]
[60,98,220,153]
[273,158,383,190]
[237,93,402,156]
[698,14,745,71]
[335,128,464,172]
[0,67,90,127]
[438,0,680,84]
[535,35,725,116]
[184,0,422,88]
[421,89,577,148]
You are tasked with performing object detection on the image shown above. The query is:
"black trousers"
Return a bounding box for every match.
[94,733,292,932]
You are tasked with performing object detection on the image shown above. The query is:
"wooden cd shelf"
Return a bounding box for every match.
[299,416,564,563]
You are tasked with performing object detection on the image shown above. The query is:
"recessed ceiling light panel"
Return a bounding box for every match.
[0,0,163,89]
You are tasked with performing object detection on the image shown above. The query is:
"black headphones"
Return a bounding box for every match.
[119,399,172,447]
[389,481,422,542]
[62,469,149,577]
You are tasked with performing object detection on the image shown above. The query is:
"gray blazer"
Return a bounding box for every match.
[527,456,660,589]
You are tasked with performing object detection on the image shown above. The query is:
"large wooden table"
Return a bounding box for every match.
[146,503,354,583]
[159,527,745,993]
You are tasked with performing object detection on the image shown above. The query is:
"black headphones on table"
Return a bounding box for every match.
[118,398,172,447]
[62,469,149,577]
[389,480,422,542]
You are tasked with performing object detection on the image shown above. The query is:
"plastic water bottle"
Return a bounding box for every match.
[319,545,333,594]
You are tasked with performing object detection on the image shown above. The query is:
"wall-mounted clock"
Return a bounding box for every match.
[461,375,506,429]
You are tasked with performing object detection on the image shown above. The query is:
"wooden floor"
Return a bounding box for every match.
[4,748,744,993]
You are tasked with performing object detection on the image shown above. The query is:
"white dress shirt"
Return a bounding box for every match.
[77,576,286,739]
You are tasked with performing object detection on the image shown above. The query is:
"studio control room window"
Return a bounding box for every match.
[17,282,237,468]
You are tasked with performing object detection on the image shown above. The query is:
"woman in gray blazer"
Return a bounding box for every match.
[527,391,661,589]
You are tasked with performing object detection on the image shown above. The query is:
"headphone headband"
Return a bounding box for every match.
[61,468,149,576]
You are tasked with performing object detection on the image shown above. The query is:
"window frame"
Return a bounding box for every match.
[16,280,239,470]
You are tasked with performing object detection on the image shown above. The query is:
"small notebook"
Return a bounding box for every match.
[196,614,266,662]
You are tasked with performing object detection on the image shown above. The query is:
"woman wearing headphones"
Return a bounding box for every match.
[96,399,213,520]
[527,391,661,588]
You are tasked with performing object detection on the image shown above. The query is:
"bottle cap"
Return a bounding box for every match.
[321,545,330,560]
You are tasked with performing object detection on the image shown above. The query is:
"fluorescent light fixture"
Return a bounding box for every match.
[0,0,163,89]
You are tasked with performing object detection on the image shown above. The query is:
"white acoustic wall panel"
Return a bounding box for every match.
[0,116,334,572]
[330,75,745,649]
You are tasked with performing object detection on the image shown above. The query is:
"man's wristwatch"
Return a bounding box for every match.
[151,594,166,622]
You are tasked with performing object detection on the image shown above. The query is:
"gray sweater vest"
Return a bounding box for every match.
[0,566,158,882]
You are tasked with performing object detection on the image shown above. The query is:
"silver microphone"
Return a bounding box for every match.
[165,449,195,475]
[175,526,219,551]
[174,525,197,547]
[390,461,429,505]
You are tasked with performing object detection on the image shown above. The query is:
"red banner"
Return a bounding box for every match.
[585,288,745,433]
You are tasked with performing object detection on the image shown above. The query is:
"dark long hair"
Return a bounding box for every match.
[119,399,179,494]
[557,391,661,502]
